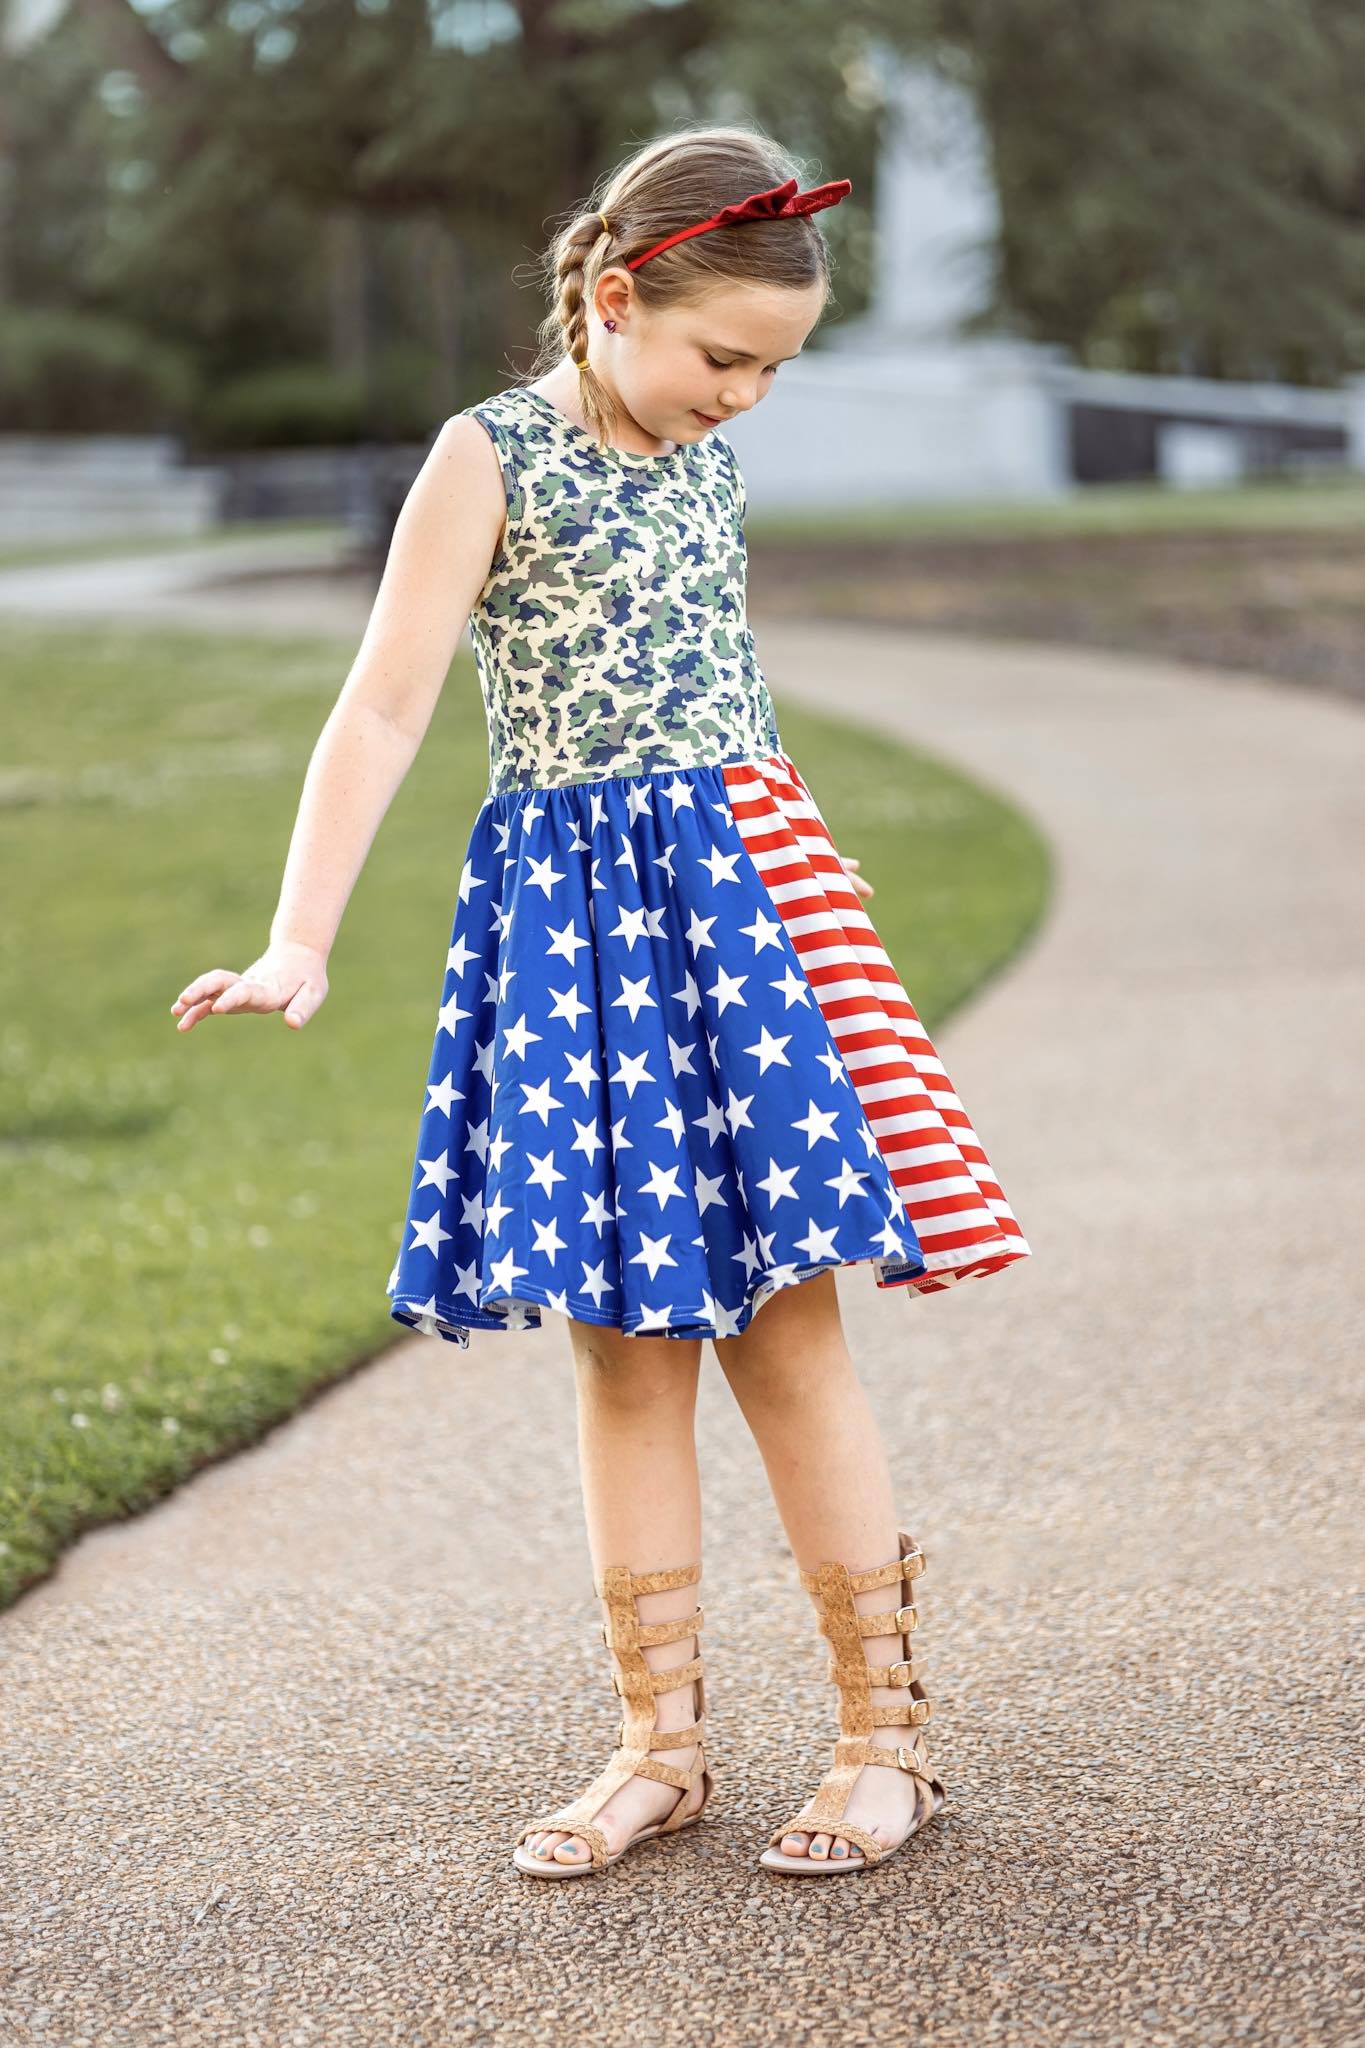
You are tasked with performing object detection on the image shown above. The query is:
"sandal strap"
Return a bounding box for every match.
[594,1559,701,1599]
[798,1536,924,1597]
[771,1812,887,1865]
[602,1605,703,1649]
[610,1651,703,1696]
[830,1651,925,1687]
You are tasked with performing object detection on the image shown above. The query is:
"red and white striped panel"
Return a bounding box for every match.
[722,749,1032,1296]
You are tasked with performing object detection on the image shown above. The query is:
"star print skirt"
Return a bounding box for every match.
[385,749,1031,1346]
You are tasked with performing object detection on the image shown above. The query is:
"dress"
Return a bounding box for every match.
[384,383,1031,1347]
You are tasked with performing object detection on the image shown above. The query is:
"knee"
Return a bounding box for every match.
[569,1323,700,1409]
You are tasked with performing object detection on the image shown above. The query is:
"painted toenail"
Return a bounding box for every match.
[832,1844,846,1857]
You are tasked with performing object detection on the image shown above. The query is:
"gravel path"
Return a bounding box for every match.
[3,573,1362,2044]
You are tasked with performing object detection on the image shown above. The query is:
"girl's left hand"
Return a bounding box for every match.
[840,853,874,900]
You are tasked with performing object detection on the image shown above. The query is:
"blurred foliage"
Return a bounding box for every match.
[933,0,1365,382]
[194,345,451,447]
[0,0,908,428]
[1,0,1362,432]
[0,304,198,430]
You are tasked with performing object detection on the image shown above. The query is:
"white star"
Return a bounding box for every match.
[743,1024,793,1073]
[457,859,487,906]
[519,1076,563,1125]
[634,1302,674,1331]
[589,791,608,832]
[545,1287,573,1316]
[609,903,651,952]
[407,1211,452,1256]
[472,1036,496,1084]
[874,1219,909,1259]
[579,1257,615,1306]
[629,1232,678,1281]
[772,962,814,1010]
[793,1100,841,1147]
[546,918,592,965]
[548,984,591,1029]
[624,783,654,822]
[817,1044,849,1087]
[564,1048,601,1095]
[446,932,479,977]
[697,845,742,887]
[502,1012,542,1061]
[416,1150,456,1196]
[615,831,638,881]
[694,1167,728,1215]
[655,1096,686,1144]
[531,1214,568,1260]
[571,1118,607,1164]
[794,1220,839,1253]
[609,1114,633,1152]
[482,1187,512,1237]
[486,1129,513,1172]
[651,844,677,886]
[610,1047,654,1098]
[667,1033,701,1079]
[437,990,472,1037]
[660,775,696,811]
[756,1158,801,1205]
[425,1073,462,1119]
[458,1187,485,1232]
[526,851,565,898]
[527,1149,567,1197]
[684,909,718,954]
[673,969,704,1019]
[639,1160,686,1208]
[708,965,748,1014]
[492,817,511,853]
[613,974,658,1023]
[463,1116,490,1163]
[454,1257,482,1303]
[694,1096,728,1144]
[581,1190,614,1233]
[488,1246,530,1293]
[825,1157,872,1208]
[739,908,787,954]
[519,796,547,835]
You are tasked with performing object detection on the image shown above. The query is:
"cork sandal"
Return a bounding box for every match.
[511,1557,714,1879]
[760,1529,946,1875]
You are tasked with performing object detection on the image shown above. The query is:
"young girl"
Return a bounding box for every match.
[171,125,1031,1880]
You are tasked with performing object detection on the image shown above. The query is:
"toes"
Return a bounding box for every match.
[552,1835,591,1863]
[781,1831,810,1855]
[532,1830,564,1858]
[831,1837,850,1858]
[808,1832,832,1859]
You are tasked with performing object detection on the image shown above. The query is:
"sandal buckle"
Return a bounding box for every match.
[895,1744,920,1773]
[895,1604,918,1632]
[888,1660,914,1685]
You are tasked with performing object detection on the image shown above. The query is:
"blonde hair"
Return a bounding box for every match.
[526,124,840,447]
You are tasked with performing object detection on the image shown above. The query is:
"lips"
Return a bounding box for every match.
[693,410,723,426]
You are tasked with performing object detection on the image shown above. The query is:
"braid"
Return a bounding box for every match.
[553,212,617,443]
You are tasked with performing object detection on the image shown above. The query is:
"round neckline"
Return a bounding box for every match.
[520,385,692,468]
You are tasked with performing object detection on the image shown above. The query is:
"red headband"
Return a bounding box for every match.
[622,175,852,271]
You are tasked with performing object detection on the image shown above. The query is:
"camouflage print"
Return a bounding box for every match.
[464,386,782,794]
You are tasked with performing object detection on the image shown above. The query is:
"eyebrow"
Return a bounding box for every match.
[702,342,802,363]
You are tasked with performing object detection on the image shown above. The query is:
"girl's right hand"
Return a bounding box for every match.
[170,941,330,1034]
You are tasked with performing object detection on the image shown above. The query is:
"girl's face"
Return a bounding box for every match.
[589,273,827,442]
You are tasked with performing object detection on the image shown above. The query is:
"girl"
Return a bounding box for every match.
[171,125,1031,1880]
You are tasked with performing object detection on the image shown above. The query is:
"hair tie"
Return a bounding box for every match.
[625,175,851,271]
[598,211,612,236]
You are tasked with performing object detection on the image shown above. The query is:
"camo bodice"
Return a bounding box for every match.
[463,384,781,794]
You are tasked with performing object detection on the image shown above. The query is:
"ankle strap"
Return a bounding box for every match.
[594,1559,702,1599]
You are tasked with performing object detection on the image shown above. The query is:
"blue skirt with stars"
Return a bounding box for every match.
[384,750,1031,1347]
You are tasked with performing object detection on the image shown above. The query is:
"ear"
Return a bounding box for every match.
[592,268,637,328]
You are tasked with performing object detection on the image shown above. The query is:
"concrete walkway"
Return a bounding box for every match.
[3,567,1361,2044]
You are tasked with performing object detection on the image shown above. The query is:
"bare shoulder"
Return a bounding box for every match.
[390,409,507,581]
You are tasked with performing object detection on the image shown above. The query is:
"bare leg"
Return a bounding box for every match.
[523,1319,709,1867]
[712,1269,928,1862]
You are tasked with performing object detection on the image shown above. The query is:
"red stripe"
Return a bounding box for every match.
[723,752,1031,1297]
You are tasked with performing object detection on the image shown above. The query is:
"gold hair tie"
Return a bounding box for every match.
[574,356,591,375]
[599,211,612,236]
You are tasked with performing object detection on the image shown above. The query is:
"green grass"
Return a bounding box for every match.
[0,519,344,572]
[747,474,1365,544]
[0,621,1050,1607]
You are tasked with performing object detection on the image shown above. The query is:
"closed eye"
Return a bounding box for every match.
[704,352,779,375]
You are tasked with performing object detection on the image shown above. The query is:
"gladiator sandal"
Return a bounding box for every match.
[760,1528,946,1875]
[511,1558,715,1879]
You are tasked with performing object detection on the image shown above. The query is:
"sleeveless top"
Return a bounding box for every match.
[463,384,782,795]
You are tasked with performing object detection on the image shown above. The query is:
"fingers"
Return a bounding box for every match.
[170,965,325,1032]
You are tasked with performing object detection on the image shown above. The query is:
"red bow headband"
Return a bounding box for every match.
[621,175,852,271]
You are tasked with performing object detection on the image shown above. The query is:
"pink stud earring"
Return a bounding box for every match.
[604,318,617,331]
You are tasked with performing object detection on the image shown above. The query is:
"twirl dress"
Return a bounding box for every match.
[385,383,1031,1346]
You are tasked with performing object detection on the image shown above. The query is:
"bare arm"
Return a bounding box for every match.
[170,411,507,1032]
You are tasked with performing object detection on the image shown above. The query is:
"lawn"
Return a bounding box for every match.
[0,621,1050,1607]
